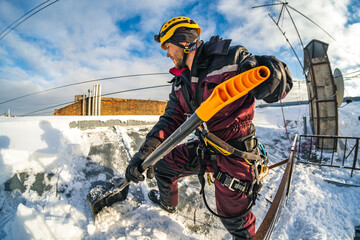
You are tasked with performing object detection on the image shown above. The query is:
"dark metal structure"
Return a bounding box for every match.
[304,39,338,150]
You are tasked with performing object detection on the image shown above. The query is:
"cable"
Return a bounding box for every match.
[20,100,74,117]
[287,4,337,42]
[1,1,60,41]
[268,13,304,70]
[343,69,360,76]
[101,84,169,97]
[0,0,60,41]
[278,3,285,26]
[19,84,170,116]
[0,0,51,37]
[0,72,169,105]
[284,5,304,49]
[286,4,351,56]
[344,74,360,81]
[254,2,359,71]
[252,2,284,9]
[280,99,292,146]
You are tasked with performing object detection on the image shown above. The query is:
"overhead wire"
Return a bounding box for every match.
[268,13,304,70]
[0,0,51,37]
[251,2,284,9]
[287,3,360,67]
[344,74,360,80]
[254,1,359,72]
[253,2,305,70]
[277,3,285,25]
[0,0,60,41]
[343,69,360,76]
[0,72,169,105]
[0,4,170,115]
[19,84,171,116]
[283,5,304,49]
[286,4,346,52]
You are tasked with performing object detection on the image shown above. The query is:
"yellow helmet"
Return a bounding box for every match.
[154,16,201,50]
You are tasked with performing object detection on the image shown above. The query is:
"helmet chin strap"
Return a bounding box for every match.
[181,45,190,69]
[168,40,194,69]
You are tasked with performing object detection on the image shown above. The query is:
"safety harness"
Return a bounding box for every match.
[193,123,268,219]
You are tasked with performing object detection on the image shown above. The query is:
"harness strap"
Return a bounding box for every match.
[194,124,267,219]
[213,169,253,192]
[181,50,188,69]
[180,80,197,114]
[200,185,253,219]
[205,132,263,161]
[180,139,199,172]
[228,135,258,153]
[199,165,262,219]
[198,164,256,219]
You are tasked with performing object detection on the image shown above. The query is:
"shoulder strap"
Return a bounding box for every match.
[193,70,208,110]
[181,84,197,114]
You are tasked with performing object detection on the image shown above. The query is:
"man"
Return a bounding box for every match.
[125,16,292,239]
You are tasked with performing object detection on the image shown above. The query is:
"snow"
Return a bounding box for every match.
[0,98,360,239]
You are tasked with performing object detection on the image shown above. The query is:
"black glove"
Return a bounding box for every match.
[239,55,258,73]
[239,55,293,103]
[252,55,293,103]
[125,137,161,183]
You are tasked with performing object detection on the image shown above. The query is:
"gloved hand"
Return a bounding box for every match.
[125,137,161,183]
[239,55,258,73]
[239,55,293,103]
[252,55,293,103]
[125,153,154,183]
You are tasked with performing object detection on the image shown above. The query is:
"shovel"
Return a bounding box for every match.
[87,66,271,218]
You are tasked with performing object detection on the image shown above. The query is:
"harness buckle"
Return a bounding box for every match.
[229,177,240,191]
[222,175,245,192]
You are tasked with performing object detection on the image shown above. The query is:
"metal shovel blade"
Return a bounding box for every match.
[87,177,129,218]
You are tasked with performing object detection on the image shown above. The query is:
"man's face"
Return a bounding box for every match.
[164,42,184,69]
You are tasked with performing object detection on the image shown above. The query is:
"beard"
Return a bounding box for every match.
[173,52,184,69]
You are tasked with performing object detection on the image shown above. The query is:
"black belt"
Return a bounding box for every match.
[213,169,254,193]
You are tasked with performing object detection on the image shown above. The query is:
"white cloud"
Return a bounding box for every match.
[0,0,359,115]
[216,0,359,75]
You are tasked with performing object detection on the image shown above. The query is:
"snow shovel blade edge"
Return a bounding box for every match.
[87,177,130,218]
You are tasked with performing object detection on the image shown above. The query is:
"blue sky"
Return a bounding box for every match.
[0,0,359,115]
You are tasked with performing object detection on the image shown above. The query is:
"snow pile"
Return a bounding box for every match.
[0,116,228,239]
[0,101,359,239]
[273,164,360,240]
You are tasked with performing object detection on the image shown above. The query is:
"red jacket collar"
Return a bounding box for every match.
[169,67,187,76]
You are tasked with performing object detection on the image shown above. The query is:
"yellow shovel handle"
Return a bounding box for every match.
[196,66,270,121]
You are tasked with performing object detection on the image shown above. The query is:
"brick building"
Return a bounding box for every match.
[53,96,167,116]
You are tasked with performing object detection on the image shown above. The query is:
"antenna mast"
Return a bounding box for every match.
[253,1,305,71]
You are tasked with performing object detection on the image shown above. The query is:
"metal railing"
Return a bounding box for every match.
[253,134,298,240]
[297,135,360,177]
[253,134,359,239]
